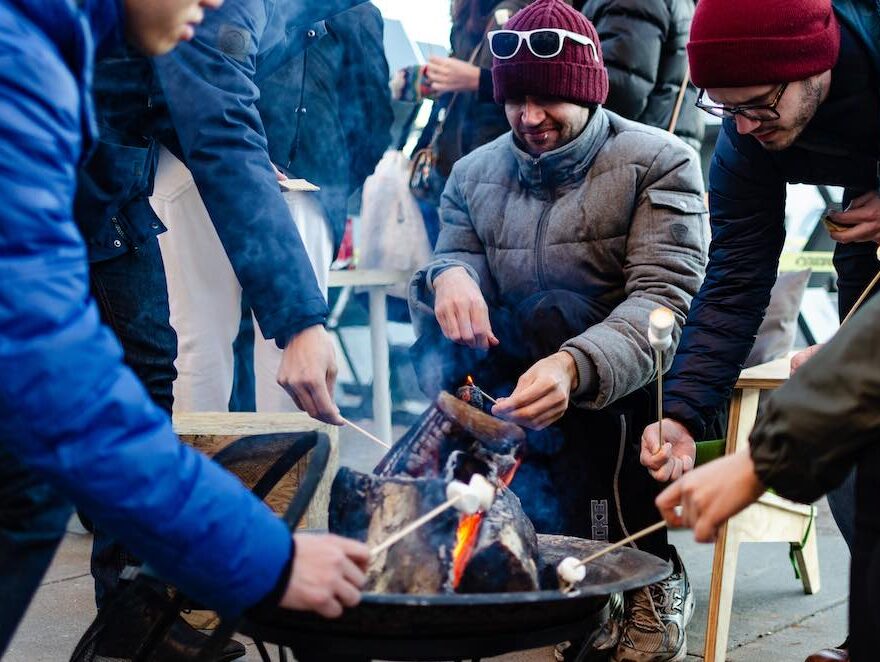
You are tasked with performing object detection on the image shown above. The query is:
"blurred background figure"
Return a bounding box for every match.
[392,0,532,245]
[581,0,703,151]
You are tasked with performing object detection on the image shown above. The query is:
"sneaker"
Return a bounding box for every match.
[613,546,694,662]
[555,592,624,661]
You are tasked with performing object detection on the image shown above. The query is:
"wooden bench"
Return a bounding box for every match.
[173,412,339,530]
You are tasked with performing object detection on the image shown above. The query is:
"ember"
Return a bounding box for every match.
[452,513,481,587]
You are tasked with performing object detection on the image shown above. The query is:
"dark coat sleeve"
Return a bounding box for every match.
[750,293,880,503]
[663,122,787,438]
[152,0,330,345]
[337,3,393,192]
[582,0,669,120]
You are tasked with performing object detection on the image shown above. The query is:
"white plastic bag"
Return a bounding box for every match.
[357,150,433,299]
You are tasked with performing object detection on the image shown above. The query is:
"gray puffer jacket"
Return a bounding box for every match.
[410,109,708,410]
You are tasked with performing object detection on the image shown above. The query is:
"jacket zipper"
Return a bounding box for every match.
[111,216,132,250]
[534,203,552,289]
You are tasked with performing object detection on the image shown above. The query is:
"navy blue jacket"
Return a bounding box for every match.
[257,3,392,247]
[0,0,293,615]
[664,1,880,438]
[77,0,367,344]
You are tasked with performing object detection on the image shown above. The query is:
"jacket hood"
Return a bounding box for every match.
[512,107,610,191]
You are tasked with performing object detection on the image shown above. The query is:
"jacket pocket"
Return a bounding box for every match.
[646,189,707,215]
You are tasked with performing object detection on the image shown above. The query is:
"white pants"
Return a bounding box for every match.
[152,147,333,413]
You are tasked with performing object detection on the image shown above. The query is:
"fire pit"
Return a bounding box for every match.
[236,391,671,661]
[241,534,669,661]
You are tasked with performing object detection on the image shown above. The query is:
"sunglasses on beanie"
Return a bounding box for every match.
[488,28,599,61]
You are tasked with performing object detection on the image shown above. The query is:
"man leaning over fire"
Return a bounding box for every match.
[408,1,708,659]
[640,2,879,659]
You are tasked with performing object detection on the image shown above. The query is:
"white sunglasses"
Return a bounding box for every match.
[488,28,599,62]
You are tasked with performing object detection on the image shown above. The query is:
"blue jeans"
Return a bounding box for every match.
[0,447,72,655]
[89,236,178,606]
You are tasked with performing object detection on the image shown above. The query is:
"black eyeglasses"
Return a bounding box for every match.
[695,83,789,121]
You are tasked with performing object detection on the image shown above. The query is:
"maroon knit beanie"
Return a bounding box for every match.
[492,0,608,106]
[688,0,840,88]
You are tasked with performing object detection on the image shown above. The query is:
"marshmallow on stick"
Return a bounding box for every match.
[370,475,496,558]
[648,306,675,452]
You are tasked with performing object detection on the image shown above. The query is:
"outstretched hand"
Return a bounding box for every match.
[432,267,499,350]
[491,352,577,430]
[277,325,343,425]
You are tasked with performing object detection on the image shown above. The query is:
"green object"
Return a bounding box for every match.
[695,439,725,466]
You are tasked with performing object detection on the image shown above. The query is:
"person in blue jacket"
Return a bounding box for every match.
[640,0,879,660]
[0,0,369,656]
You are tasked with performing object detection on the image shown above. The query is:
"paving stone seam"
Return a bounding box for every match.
[728,596,849,650]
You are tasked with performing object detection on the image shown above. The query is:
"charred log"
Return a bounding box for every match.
[330,467,457,594]
[457,486,539,594]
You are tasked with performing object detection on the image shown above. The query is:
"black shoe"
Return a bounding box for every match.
[72,586,245,662]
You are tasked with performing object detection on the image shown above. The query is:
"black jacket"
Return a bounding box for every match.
[664,13,880,439]
[581,0,703,151]
[258,3,393,247]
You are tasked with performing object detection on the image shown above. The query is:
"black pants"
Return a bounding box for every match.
[411,290,668,559]
[89,237,178,607]
[850,442,880,662]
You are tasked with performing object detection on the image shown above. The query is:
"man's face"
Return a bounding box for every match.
[706,73,830,151]
[124,0,223,56]
[505,96,591,156]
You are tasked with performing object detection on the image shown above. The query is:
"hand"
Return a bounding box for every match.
[828,191,880,244]
[433,267,499,350]
[491,352,577,430]
[277,324,343,425]
[640,419,696,482]
[279,533,370,617]
[426,56,480,95]
[790,344,824,376]
[655,451,765,542]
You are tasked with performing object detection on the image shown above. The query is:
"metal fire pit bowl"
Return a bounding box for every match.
[240,534,670,661]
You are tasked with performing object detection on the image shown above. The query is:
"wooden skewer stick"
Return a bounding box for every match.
[575,520,667,568]
[840,268,880,327]
[341,417,391,449]
[370,495,463,558]
[477,387,498,405]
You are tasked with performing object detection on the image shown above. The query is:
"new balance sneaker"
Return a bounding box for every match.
[613,546,694,662]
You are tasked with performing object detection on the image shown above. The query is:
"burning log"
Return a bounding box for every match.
[330,467,458,594]
[457,486,540,593]
[375,391,524,481]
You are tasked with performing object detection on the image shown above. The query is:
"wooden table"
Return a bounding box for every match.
[327,269,412,445]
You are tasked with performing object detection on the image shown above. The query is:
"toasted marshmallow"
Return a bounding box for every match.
[446,480,480,515]
[648,307,675,352]
[557,556,586,585]
[468,474,496,512]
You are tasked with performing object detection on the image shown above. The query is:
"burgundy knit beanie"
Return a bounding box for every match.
[492,0,608,106]
[688,0,840,88]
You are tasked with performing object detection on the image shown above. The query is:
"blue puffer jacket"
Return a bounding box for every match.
[0,0,292,616]
[664,0,880,438]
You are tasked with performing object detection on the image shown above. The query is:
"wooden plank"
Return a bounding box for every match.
[172,412,338,530]
[734,355,792,389]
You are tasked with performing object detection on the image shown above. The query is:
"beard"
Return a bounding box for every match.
[758,77,824,152]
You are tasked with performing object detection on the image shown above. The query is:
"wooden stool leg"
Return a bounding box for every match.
[793,507,821,595]
[704,522,740,662]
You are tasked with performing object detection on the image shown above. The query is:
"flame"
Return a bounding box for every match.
[465,375,475,386]
[452,512,481,587]
[451,460,524,589]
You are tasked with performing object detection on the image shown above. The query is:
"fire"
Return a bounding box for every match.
[465,374,475,386]
[450,459,523,589]
[452,512,481,587]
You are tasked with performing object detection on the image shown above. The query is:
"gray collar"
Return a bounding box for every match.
[512,108,610,192]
